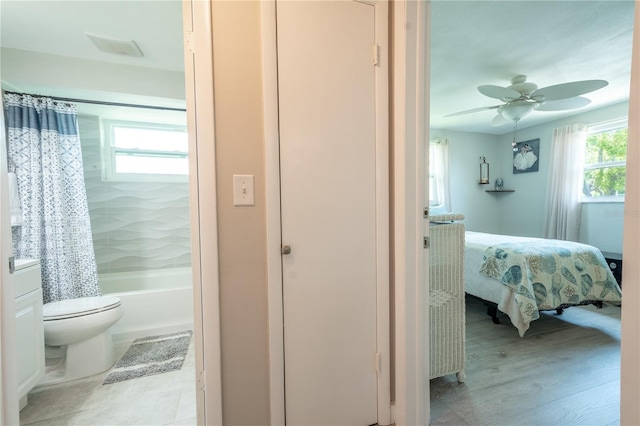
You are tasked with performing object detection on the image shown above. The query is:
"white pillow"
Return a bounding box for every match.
[429,204,448,216]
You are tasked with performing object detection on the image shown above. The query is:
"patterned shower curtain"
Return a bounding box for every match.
[5,92,100,304]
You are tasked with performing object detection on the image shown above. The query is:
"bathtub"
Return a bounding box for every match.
[99,267,194,340]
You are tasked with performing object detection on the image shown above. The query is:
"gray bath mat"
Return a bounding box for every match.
[103,330,192,385]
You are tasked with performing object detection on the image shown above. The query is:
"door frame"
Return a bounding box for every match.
[182,1,223,424]
[620,3,640,424]
[262,0,391,424]
[391,1,429,425]
[0,90,20,426]
[261,2,285,423]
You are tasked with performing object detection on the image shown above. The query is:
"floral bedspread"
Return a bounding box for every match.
[480,239,622,334]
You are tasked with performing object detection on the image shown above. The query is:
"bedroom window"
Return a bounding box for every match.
[428,139,450,211]
[102,120,188,182]
[583,119,627,200]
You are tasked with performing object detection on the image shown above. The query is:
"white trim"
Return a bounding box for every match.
[374,1,391,424]
[261,1,286,424]
[587,117,628,134]
[391,1,407,422]
[101,119,188,183]
[263,1,391,424]
[581,197,625,204]
[392,1,429,424]
[584,161,626,170]
[418,11,430,422]
[182,1,223,425]
[1,91,20,426]
[620,3,640,424]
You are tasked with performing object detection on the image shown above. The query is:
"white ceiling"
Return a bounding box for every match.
[0,0,635,135]
[0,0,184,72]
[430,0,635,135]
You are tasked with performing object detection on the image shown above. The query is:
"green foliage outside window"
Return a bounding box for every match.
[583,128,627,197]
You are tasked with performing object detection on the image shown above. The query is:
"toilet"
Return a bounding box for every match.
[39,296,124,386]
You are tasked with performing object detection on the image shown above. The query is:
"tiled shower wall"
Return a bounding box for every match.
[79,115,191,274]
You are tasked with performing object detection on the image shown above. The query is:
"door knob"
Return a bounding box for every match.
[281,245,292,255]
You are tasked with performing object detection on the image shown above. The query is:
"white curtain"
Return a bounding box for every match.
[543,123,587,241]
[428,139,451,213]
[5,93,101,304]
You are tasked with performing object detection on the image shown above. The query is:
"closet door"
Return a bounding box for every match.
[277,1,381,424]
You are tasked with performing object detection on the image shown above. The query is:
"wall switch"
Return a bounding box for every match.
[233,175,255,206]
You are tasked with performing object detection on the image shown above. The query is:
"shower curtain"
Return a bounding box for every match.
[4,92,100,304]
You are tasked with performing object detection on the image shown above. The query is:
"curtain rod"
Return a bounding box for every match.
[4,90,186,112]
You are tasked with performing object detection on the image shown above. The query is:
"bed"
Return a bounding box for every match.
[465,231,622,336]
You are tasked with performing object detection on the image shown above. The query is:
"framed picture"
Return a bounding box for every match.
[513,138,540,174]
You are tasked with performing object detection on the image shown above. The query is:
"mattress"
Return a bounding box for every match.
[464,231,622,336]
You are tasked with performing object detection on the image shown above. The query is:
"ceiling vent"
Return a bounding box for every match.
[85,33,144,57]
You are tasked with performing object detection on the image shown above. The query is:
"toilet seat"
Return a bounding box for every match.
[43,296,121,321]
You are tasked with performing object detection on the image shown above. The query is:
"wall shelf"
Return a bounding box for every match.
[486,190,515,193]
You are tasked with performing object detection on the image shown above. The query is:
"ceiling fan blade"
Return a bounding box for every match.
[477,85,521,101]
[536,96,591,111]
[444,105,500,117]
[532,80,608,102]
[491,114,511,127]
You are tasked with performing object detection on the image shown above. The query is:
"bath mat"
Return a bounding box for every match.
[103,330,192,385]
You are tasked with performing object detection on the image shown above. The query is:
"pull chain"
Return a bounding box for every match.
[512,120,519,152]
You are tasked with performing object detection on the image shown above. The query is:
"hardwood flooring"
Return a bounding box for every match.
[430,295,621,426]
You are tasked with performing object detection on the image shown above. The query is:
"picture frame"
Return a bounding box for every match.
[513,138,540,174]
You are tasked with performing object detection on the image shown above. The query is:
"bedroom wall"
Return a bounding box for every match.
[428,129,501,233]
[495,101,628,254]
[432,101,628,255]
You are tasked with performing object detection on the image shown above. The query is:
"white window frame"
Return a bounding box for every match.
[582,118,627,203]
[102,119,188,183]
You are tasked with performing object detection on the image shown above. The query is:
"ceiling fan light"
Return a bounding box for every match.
[500,102,534,122]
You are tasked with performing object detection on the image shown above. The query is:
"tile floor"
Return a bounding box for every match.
[20,334,197,426]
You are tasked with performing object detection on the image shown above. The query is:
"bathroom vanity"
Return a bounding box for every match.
[13,258,45,409]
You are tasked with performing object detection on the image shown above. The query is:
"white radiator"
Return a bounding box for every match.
[428,214,465,382]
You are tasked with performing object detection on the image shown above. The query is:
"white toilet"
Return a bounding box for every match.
[39,296,124,386]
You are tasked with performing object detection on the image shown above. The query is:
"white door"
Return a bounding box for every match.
[277,1,383,424]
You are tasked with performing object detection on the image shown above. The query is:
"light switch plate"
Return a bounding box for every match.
[233,175,255,206]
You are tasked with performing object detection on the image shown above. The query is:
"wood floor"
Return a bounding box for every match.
[430,295,621,426]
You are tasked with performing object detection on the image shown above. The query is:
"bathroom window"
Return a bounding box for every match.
[103,120,188,182]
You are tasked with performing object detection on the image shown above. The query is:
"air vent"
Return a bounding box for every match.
[85,32,144,57]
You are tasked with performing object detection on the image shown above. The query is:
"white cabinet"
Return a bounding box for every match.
[13,259,44,409]
[428,215,466,382]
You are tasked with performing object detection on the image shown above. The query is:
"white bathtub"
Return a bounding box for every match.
[99,267,194,341]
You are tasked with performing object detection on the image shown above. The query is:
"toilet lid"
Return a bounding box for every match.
[43,296,121,320]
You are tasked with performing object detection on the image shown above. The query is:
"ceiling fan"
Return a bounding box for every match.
[446,75,609,126]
